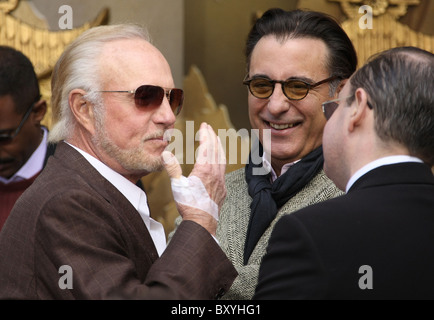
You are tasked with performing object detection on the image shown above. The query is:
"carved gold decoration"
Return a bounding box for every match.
[0,0,18,14]
[330,0,421,18]
[329,0,433,66]
[0,1,108,128]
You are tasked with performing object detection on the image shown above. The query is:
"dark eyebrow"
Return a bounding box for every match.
[249,74,271,80]
[287,76,314,84]
[249,74,315,84]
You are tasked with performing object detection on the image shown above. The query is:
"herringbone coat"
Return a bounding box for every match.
[216,167,343,299]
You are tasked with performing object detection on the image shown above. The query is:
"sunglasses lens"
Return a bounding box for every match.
[0,135,13,143]
[134,85,183,116]
[284,81,309,100]
[323,101,339,120]
[134,85,165,107]
[249,79,274,99]
[169,89,184,115]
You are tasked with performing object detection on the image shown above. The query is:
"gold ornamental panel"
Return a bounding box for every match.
[0,0,108,129]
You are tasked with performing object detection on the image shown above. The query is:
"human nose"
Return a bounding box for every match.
[154,95,176,126]
[266,83,290,115]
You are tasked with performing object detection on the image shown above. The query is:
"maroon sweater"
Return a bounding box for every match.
[0,174,39,230]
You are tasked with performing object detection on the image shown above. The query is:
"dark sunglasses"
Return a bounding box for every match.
[99,85,184,115]
[0,101,36,143]
[243,75,339,101]
[321,95,373,120]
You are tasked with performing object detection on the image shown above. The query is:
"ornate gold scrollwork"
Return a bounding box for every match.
[329,0,433,67]
[0,0,108,128]
[0,0,18,14]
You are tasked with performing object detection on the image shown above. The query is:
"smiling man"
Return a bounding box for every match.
[215,8,358,299]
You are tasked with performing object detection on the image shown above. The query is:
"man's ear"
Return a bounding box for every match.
[348,88,371,132]
[69,89,96,134]
[31,99,47,123]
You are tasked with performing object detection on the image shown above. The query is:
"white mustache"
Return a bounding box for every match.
[143,130,172,142]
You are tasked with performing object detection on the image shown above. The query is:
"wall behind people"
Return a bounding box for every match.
[14,0,184,87]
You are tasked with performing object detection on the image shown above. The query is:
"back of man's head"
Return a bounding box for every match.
[0,46,40,113]
[348,46,434,166]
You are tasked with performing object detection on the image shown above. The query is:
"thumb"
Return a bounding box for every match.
[162,151,182,179]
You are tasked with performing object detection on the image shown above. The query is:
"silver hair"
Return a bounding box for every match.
[48,24,151,143]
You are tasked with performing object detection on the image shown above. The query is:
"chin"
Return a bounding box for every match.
[142,157,164,173]
[271,144,302,161]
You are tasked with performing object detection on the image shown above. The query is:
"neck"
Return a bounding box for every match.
[346,137,411,184]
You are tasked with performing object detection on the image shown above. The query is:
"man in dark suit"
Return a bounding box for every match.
[0,24,236,299]
[0,46,55,230]
[254,46,434,300]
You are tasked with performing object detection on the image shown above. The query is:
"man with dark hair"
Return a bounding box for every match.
[0,46,51,229]
[255,47,434,300]
[215,8,358,299]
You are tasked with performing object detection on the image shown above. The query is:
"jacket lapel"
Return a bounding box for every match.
[53,143,159,270]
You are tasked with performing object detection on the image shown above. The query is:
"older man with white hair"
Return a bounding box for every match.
[0,24,236,300]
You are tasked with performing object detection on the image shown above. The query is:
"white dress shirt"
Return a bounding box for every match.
[0,127,48,184]
[67,143,167,256]
[345,155,423,193]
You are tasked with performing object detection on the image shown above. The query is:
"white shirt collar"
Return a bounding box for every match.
[66,142,166,256]
[0,126,48,184]
[345,155,423,192]
[262,152,300,182]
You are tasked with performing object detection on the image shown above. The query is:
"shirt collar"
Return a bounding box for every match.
[262,151,300,182]
[345,155,423,193]
[0,126,48,184]
[66,143,168,256]
[66,142,150,225]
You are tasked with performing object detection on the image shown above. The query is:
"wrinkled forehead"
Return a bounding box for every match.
[249,36,330,80]
[98,38,174,89]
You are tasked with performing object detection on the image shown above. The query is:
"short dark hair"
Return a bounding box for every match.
[0,46,40,113]
[348,46,434,166]
[245,8,358,94]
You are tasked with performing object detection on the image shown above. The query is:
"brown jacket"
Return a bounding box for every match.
[0,142,236,300]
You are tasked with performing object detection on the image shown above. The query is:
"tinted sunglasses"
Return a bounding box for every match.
[322,95,373,120]
[0,101,36,143]
[243,75,338,101]
[100,85,184,115]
